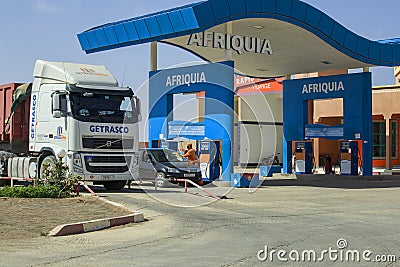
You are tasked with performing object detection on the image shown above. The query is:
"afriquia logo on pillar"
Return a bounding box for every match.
[302,81,345,95]
[165,72,207,87]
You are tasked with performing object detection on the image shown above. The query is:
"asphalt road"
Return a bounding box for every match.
[1,178,400,266]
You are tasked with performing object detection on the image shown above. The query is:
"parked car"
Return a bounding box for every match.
[138,148,202,187]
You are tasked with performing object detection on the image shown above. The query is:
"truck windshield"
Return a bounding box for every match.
[70,92,139,123]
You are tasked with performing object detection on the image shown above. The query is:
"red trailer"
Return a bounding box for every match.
[0,83,30,154]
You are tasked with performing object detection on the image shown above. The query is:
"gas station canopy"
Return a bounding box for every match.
[78,0,400,78]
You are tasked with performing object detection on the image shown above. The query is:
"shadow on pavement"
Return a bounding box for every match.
[80,183,200,195]
[80,175,400,194]
[262,175,400,189]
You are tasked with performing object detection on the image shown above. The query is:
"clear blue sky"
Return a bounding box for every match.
[0,0,399,89]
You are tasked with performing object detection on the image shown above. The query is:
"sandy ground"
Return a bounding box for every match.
[0,197,129,240]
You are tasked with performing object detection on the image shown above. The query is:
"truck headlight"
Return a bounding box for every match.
[73,167,84,174]
[73,153,82,167]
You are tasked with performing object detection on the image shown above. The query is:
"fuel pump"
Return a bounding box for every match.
[294,141,313,174]
[199,140,221,182]
[340,141,359,175]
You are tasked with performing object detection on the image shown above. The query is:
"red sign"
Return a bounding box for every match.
[236,79,283,96]
[235,76,262,87]
[196,75,283,97]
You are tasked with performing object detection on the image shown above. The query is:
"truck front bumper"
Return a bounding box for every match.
[68,152,139,182]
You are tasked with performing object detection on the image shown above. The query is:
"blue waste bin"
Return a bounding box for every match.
[231,173,260,188]
[259,166,282,177]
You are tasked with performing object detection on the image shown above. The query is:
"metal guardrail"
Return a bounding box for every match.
[168,178,221,200]
[76,181,97,196]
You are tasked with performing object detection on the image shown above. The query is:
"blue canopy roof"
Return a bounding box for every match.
[77,0,400,67]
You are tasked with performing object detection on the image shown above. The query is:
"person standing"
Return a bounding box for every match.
[183,143,198,165]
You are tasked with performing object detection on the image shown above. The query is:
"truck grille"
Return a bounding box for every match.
[84,156,130,173]
[82,138,134,150]
[86,165,129,173]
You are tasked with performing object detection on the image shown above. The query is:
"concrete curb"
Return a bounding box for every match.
[212,181,231,187]
[48,212,144,236]
[48,196,145,236]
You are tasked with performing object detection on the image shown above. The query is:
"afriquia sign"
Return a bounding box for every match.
[302,81,345,95]
[166,72,207,87]
[187,31,273,55]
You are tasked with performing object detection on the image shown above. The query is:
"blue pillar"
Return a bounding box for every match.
[362,140,372,176]
[205,92,234,182]
[362,72,373,176]
[283,136,292,174]
[148,94,173,148]
[221,139,233,181]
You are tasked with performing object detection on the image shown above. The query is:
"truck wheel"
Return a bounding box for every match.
[39,155,56,181]
[156,172,167,188]
[103,181,126,191]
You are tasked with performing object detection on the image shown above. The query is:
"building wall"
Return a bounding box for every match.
[371,114,400,167]
[371,88,400,116]
[314,99,344,120]
[394,67,400,85]
[317,117,342,166]
[238,94,283,166]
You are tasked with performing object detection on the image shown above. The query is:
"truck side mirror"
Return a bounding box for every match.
[136,97,141,116]
[133,96,142,122]
[52,93,61,118]
[53,110,62,118]
[52,92,67,118]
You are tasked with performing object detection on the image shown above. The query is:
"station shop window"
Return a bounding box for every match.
[373,121,397,159]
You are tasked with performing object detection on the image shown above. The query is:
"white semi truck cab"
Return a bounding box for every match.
[8,60,141,190]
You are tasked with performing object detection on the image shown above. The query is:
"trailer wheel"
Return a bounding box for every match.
[103,181,127,191]
[39,155,56,182]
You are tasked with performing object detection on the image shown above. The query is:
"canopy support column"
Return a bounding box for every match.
[151,42,158,71]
